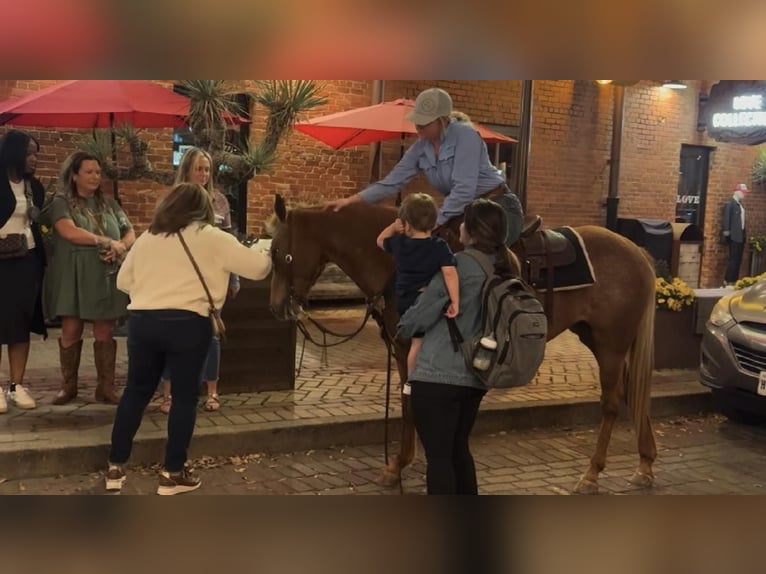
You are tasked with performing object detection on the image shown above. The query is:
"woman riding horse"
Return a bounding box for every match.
[325,87,524,248]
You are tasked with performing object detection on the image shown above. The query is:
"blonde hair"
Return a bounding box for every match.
[450,111,475,129]
[176,147,214,195]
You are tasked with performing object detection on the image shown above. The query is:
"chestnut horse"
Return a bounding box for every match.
[268,195,657,494]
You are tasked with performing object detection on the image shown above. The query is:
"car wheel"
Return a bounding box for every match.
[712,389,766,425]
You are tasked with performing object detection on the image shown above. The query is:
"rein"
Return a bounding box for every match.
[296,295,383,349]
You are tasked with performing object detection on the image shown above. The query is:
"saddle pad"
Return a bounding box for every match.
[531,227,596,292]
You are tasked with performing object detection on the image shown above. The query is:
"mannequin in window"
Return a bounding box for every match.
[722,183,749,286]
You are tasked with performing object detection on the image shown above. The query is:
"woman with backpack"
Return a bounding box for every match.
[398,199,513,495]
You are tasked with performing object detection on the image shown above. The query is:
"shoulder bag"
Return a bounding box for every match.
[0,182,37,259]
[177,232,227,342]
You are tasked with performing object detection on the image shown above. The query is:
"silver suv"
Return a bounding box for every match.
[700,280,766,423]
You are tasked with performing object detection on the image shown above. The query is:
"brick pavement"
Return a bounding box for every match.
[2,414,763,495]
[0,306,703,479]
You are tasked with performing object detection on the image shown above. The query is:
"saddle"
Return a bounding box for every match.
[517,216,576,287]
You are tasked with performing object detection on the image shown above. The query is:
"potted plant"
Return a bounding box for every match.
[735,272,766,290]
[749,236,766,275]
[654,276,700,370]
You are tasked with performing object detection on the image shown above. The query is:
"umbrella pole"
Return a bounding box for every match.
[110,112,120,204]
[396,132,405,207]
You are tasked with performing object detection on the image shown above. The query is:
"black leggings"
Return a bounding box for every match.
[411,382,486,495]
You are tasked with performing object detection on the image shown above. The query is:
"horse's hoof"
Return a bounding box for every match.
[574,477,600,495]
[377,469,401,488]
[629,471,654,488]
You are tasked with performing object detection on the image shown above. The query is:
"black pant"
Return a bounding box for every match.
[109,310,212,472]
[411,382,486,495]
[725,240,746,284]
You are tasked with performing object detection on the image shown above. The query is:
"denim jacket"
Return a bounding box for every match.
[398,249,489,390]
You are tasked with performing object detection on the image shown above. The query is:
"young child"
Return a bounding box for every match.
[377,193,460,393]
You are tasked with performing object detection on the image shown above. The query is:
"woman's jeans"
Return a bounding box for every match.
[410,382,486,495]
[161,336,220,384]
[495,191,524,247]
[109,310,212,472]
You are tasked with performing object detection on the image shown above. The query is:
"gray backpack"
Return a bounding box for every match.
[449,250,548,389]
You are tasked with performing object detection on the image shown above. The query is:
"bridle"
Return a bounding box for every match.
[274,213,387,349]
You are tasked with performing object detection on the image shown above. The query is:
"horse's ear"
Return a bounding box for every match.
[274,194,287,223]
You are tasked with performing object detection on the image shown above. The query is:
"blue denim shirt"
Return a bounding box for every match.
[359,120,505,225]
[398,250,489,390]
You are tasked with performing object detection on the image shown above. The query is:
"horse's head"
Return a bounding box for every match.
[268,194,327,321]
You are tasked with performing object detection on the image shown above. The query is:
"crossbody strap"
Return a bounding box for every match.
[177,231,218,312]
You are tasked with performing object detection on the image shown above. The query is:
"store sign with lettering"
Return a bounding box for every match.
[677,195,701,205]
[704,81,766,144]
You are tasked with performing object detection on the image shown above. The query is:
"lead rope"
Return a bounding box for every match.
[295,335,308,378]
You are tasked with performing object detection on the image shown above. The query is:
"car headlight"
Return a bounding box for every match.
[709,299,734,327]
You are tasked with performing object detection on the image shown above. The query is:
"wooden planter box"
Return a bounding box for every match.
[654,306,701,370]
[751,250,766,277]
[218,277,296,394]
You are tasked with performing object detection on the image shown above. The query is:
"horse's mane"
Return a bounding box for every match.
[264,201,397,237]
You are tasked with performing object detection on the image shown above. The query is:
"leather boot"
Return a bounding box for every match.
[94,339,120,404]
[53,339,82,405]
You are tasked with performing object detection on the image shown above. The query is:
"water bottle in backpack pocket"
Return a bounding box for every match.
[451,250,548,389]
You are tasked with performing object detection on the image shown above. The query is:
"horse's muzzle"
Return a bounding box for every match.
[270,300,305,322]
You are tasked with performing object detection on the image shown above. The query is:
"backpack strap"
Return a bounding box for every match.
[461,248,496,280]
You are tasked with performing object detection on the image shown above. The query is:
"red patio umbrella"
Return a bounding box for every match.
[0,80,245,202]
[294,98,517,150]
[0,80,191,128]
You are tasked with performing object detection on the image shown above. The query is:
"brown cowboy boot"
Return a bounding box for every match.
[94,339,120,404]
[53,339,82,405]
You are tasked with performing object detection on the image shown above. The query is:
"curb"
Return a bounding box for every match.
[0,386,713,480]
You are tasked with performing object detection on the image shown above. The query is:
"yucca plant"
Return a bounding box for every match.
[179,80,244,155]
[88,80,328,187]
[253,80,328,155]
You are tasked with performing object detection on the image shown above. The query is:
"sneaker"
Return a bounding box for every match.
[105,464,126,492]
[9,385,36,410]
[157,469,201,496]
[0,390,6,414]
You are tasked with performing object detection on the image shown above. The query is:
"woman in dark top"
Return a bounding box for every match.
[0,130,47,413]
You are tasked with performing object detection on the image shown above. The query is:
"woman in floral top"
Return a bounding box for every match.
[42,151,135,406]
[158,148,238,414]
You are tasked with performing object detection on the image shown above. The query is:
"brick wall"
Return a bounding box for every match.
[1,80,762,287]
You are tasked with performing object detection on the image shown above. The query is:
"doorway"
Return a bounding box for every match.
[676,144,714,230]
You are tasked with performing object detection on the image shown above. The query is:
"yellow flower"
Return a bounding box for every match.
[655,276,695,312]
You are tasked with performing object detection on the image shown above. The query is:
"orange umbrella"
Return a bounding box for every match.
[295,98,516,149]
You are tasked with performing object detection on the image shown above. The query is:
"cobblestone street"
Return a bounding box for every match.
[3,414,765,495]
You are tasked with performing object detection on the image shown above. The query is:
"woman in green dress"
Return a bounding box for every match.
[43,151,135,405]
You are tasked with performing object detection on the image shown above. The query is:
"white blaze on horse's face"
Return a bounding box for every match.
[268,224,302,320]
[269,198,329,321]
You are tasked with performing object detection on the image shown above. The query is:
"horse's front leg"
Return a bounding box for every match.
[379,393,417,487]
[378,344,415,488]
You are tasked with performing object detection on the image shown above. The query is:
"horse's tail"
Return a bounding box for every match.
[624,261,655,430]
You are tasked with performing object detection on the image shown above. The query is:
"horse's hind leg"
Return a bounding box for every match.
[630,415,657,488]
[574,348,624,495]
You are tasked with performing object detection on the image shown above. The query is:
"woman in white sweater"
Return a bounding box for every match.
[106,182,272,495]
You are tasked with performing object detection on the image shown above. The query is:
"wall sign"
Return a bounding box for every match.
[704,80,766,145]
